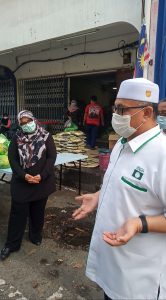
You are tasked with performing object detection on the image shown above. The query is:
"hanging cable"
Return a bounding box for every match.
[83,36,87,66]
[12,40,138,74]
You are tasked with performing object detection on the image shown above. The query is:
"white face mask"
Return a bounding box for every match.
[111,109,144,138]
[21,120,36,133]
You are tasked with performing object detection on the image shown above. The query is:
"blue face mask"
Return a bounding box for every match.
[21,121,36,133]
[157,115,166,129]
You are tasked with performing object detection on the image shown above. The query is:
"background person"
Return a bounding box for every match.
[73,78,166,300]
[157,98,166,133]
[84,95,104,149]
[0,113,11,137]
[0,110,57,260]
[65,100,82,129]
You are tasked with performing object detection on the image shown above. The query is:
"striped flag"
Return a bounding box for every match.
[134,23,150,77]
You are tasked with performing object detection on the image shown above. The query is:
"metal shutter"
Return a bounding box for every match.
[0,79,16,124]
[17,75,68,134]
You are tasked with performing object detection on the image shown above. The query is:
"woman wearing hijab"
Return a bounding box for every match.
[0,110,57,260]
[65,100,82,128]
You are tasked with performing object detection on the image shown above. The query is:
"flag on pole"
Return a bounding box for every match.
[134,23,150,78]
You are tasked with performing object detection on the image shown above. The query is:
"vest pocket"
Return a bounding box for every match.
[121,176,147,192]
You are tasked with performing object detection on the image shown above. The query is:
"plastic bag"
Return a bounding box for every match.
[0,155,10,169]
[0,134,10,155]
[64,119,72,128]
[0,134,10,168]
[64,122,78,132]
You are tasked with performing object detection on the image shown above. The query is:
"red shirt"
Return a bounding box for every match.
[84,103,103,126]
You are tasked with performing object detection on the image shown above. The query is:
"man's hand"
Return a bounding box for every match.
[103,217,142,247]
[72,192,99,220]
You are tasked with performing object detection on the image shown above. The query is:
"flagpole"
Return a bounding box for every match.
[143,0,151,79]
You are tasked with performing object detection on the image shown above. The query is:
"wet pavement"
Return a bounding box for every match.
[0,183,103,300]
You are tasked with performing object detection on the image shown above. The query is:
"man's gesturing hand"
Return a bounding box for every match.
[72,192,99,220]
[103,217,142,246]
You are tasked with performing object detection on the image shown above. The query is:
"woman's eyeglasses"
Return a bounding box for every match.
[112,105,147,116]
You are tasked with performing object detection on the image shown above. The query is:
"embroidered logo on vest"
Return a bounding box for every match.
[132,167,144,180]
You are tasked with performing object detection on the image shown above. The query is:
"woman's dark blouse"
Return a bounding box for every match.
[8,133,57,203]
[65,109,82,127]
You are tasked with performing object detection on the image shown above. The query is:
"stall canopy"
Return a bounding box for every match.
[154,0,166,100]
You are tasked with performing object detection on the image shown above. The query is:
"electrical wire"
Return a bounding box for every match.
[13,40,138,73]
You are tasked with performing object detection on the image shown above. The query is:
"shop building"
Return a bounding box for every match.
[0,0,142,132]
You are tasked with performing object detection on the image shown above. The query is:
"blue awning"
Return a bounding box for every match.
[154,0,166,100]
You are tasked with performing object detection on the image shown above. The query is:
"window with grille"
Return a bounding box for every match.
[0,79,16,124]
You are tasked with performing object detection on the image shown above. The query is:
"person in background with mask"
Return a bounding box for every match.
[157,99,166,134]
[0,112,11,137]
[72,78,166,300]
[0,110,57,260]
